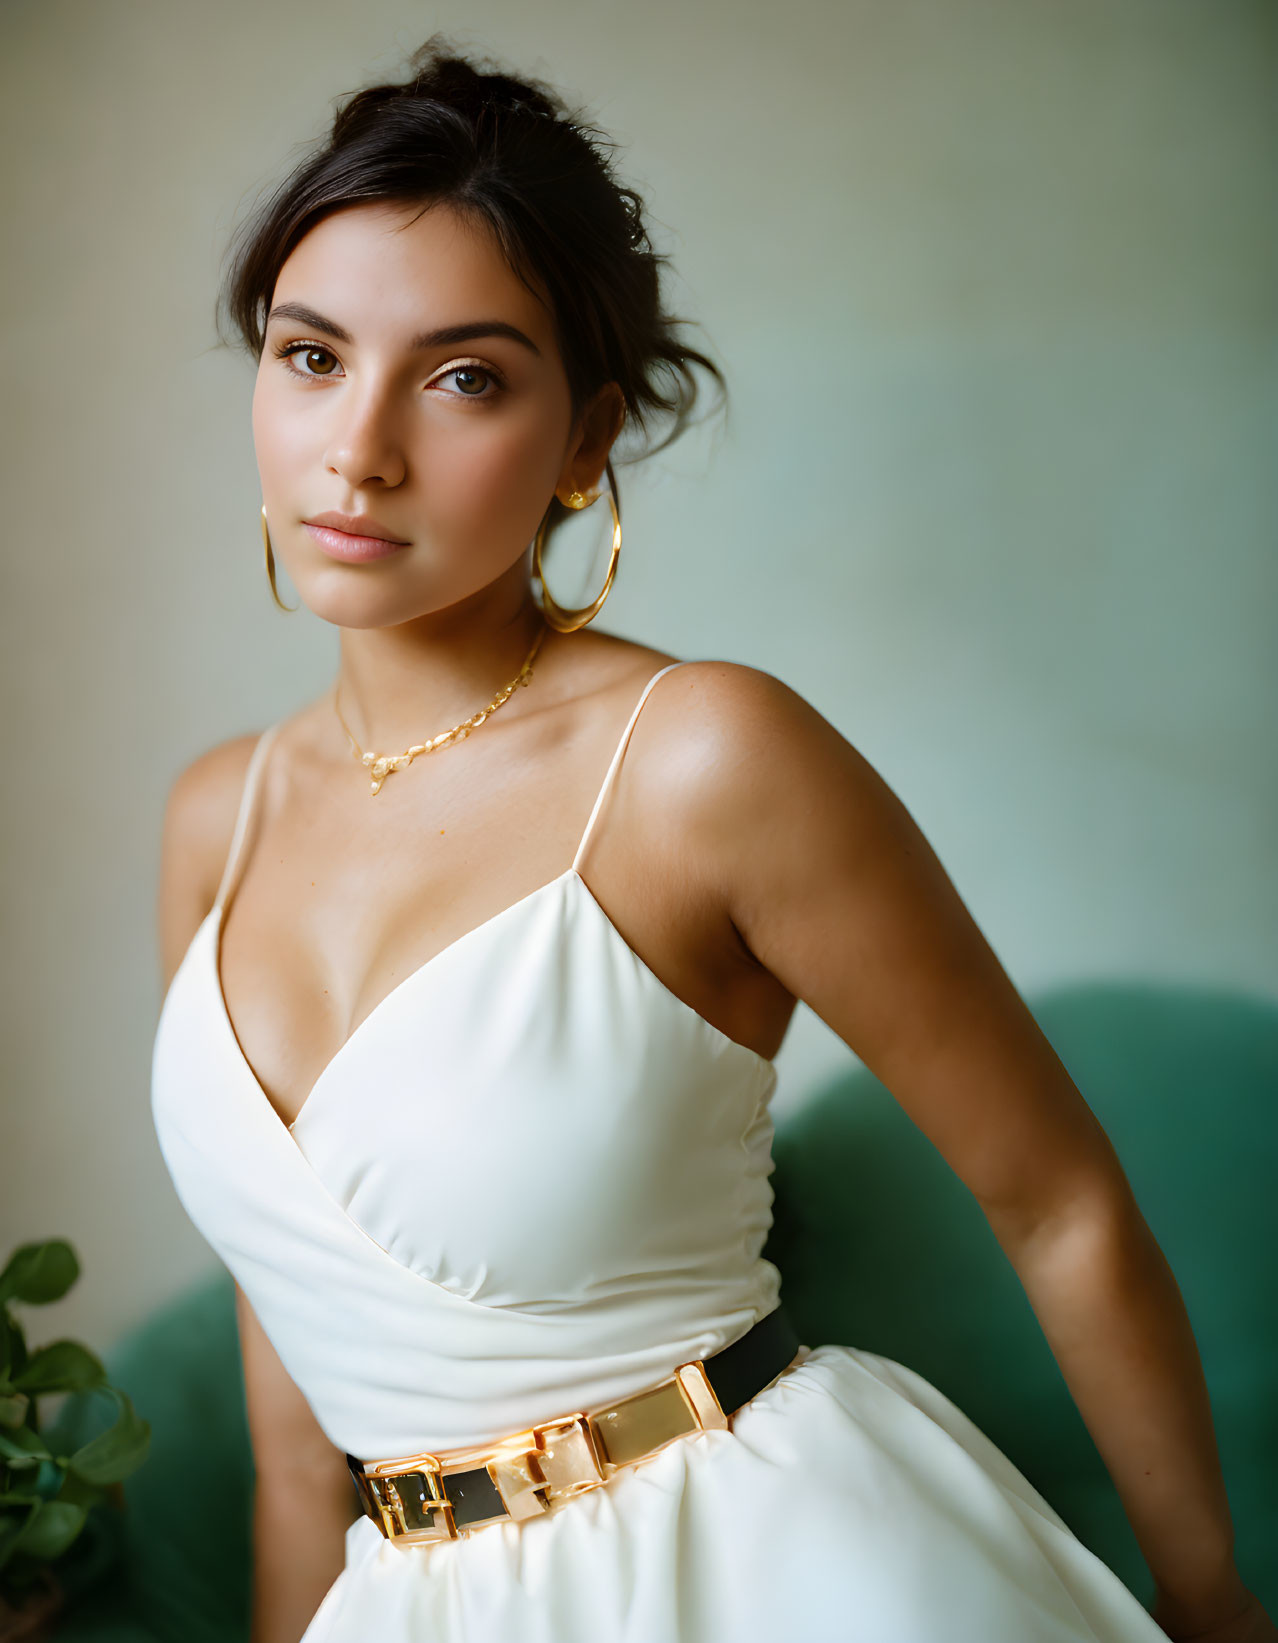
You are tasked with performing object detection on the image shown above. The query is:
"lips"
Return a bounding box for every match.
[300,509,413,565]
[303,510,410,544]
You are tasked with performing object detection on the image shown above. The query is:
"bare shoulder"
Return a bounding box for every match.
[623,655,905,916]
[161,730,267,880]
[155,729,268,996]
[635,657,883,827]
[646,657,821,728]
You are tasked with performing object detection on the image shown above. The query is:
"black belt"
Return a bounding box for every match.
[698,1302,802,1414]
[346,1305,803,1540]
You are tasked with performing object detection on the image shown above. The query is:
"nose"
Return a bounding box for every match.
[322,379,407,490]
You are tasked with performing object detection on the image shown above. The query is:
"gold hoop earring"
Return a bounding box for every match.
[262,506,297,613]
[532,482,620,633]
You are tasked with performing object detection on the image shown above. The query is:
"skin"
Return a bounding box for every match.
[156,199,1271,1643]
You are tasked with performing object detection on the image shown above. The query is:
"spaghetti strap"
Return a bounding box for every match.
[212,722,284,914]
[572,661,691,875]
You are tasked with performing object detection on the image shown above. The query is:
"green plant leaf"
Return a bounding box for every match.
[0,1242,79,1307]
[0,1392,29,1427]
[11,1498,85,1561]
[13,1341,105,1395]
[46,1471,102,1511]
[0,1313,27,1380]
[0,1426,51,1467]
[65,1389,149,1486]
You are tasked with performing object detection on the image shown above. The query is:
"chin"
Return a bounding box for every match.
[317,599,422,632]
[300,570,464,631]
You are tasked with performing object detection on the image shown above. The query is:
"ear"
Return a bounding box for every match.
[555,382,626,504]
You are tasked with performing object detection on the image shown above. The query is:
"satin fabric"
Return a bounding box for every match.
[152,662,1167,1641]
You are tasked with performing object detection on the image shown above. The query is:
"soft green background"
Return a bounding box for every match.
[1,0,1273,1422]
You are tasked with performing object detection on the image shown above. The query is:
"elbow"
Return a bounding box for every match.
[983,1164,1147,1273]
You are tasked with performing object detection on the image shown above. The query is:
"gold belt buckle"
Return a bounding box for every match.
[489,1411,610,1521]
[353,1451,457,1545]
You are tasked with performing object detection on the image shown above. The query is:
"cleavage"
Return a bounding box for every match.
[215,860,574,1128]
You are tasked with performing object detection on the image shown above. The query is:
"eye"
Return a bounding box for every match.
[431,363,503,400]
[275,341,342,380]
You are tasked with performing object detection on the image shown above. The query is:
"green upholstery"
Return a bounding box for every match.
[55,982,1277,1638]
[54,1277,253,1640]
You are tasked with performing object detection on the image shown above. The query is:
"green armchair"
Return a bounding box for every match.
[55,981,1278,1639]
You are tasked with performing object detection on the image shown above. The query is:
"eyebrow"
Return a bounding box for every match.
[264,301,542,358]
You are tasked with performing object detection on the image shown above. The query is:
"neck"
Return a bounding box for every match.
[332,591,552,755]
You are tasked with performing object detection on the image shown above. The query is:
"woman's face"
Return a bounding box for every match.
[252,198,611,629]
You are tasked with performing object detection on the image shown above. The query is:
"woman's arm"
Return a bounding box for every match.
[158,743,357,1643]
[662,662,1269,1642]
[235,1283,356,1643]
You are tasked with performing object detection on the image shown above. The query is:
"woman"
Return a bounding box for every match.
[151,36,1272,1643]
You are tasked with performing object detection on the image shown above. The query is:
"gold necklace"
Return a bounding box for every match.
[333,622,549,795]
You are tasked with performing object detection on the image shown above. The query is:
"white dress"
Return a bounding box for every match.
[151,661,1169,1642]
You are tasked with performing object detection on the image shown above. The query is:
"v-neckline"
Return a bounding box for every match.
[203,866,774,1142]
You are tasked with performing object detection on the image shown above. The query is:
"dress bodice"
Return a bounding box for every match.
[151,661,784,1459]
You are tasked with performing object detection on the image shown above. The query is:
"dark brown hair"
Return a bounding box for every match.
[218,35,726,540]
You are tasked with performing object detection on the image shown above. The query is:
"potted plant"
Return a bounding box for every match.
[0,1240,150,1641]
